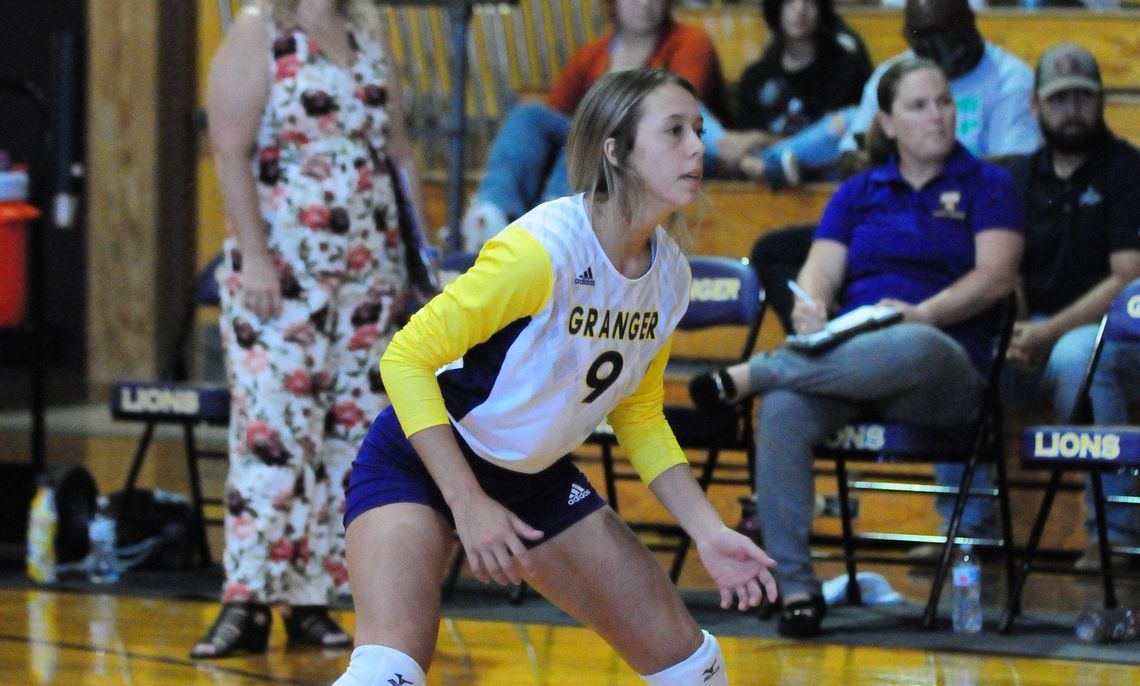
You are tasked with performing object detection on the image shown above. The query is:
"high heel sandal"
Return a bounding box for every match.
[777,593,827,638]
[283,606,352,648]
[688,368,738,411]
[190,602,272,659]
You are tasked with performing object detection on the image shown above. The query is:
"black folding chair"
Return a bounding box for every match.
[812,296,1018,629]
[999,279,1140,633]
[109,253,228,567]
[591,256,766,582]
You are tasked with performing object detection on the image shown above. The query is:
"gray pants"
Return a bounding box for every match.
[751,323,985,597]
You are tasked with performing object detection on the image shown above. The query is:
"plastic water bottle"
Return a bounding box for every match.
[87,496,119,584]
[1075,607,1139,643]
[951,544,983,633]
[26,485,58,583]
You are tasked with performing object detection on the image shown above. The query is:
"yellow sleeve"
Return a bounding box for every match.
[379,225,554,436]
[606,333,687,484]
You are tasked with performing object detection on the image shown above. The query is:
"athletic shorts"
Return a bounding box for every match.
[344,406,607,548]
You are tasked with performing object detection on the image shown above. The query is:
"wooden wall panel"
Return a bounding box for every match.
[86,0,197,386]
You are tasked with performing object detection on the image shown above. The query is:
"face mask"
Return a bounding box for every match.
[907,24,985,79]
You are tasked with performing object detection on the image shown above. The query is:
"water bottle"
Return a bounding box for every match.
[1075,607,1139,643]
[26,485,58,583]
[951,544,983,633]
[87,496,120,584]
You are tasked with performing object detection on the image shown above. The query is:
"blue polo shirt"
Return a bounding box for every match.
[816,145,1024,370]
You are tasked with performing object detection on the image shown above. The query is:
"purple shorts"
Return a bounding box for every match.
[344,406,607,548]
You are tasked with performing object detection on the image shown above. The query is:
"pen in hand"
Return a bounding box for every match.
[787,280,817,307]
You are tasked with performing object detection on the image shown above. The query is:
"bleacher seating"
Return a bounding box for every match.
[380,4,1140,177]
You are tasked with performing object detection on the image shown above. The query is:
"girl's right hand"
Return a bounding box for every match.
[449,491,543,586]
[240,252,283,320]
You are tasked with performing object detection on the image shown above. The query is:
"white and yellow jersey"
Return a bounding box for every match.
[380,194,691,481]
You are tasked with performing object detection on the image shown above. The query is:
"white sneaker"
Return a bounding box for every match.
[779,149,801,187]
[460,200,507,252]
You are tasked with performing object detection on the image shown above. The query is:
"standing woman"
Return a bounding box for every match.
[194,0,427,658]
[334,69,776,686]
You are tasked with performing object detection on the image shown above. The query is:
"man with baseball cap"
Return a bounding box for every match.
[1004,42,1140,570]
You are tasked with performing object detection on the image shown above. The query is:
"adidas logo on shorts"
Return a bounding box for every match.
[568,483,591,505]
[574,267,595,286]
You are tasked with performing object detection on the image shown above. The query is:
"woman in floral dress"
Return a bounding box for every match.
[193,0,426,658]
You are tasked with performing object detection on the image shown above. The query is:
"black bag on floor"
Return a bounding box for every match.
[109,489,199,570]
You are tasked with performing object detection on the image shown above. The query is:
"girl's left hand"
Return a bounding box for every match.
[695,526,778,611]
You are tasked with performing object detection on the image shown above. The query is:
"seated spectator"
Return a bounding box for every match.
[1002,42,1140,570]
[459,0,730,250]
[688,58,1024,637]
[749,0,1039,343]
[701,0,872,187]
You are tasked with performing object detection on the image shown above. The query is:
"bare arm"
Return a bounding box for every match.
[205,11,277,319]
[792,239,848,334]
[406,425,542,586]
[648,464,777,610]
[881,229,1024,327]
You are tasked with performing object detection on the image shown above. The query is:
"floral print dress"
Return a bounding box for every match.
[216,18,409,605]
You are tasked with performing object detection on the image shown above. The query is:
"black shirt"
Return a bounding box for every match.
[735,31,871,135]
[1008,132,1140,316]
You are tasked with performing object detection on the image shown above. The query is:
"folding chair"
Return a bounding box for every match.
[812,296,1018,629]
[109,253,228,567]
[999,279,1140,633]
[591,256,765,582]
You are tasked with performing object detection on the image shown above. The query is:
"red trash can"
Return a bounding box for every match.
[0,166,39,327]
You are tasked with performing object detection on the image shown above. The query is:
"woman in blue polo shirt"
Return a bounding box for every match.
[689,58,1024,638]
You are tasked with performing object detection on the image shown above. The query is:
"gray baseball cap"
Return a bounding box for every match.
[1035,42,1102,99]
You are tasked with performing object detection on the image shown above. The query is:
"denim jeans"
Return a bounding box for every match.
[750,324,985,596]
[755,105,857,178]
[1000,322,1140,544]
[473,102,572,221]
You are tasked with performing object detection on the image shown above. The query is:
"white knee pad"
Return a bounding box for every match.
[641,629,727,686]
[332,644,426,686]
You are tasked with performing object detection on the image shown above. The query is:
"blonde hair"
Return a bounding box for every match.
[566,68,697,241]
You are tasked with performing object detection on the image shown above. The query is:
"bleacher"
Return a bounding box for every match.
[381,3,1140,181]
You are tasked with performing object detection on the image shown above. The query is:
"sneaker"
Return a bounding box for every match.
[460,200,507,252]
[779,148,801,187]
[759,149,801,191]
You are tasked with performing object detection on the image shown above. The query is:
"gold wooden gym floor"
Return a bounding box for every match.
[1,588,1138,685]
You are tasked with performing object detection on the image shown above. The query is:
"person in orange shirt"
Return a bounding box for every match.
[459,0,729,250]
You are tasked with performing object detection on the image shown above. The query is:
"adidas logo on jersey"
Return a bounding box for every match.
[702,659,721,682]
[568,483,591,505]
[574,267,595,286]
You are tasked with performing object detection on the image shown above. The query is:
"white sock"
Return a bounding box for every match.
[641,629,727,686]
[332,644,426,686]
